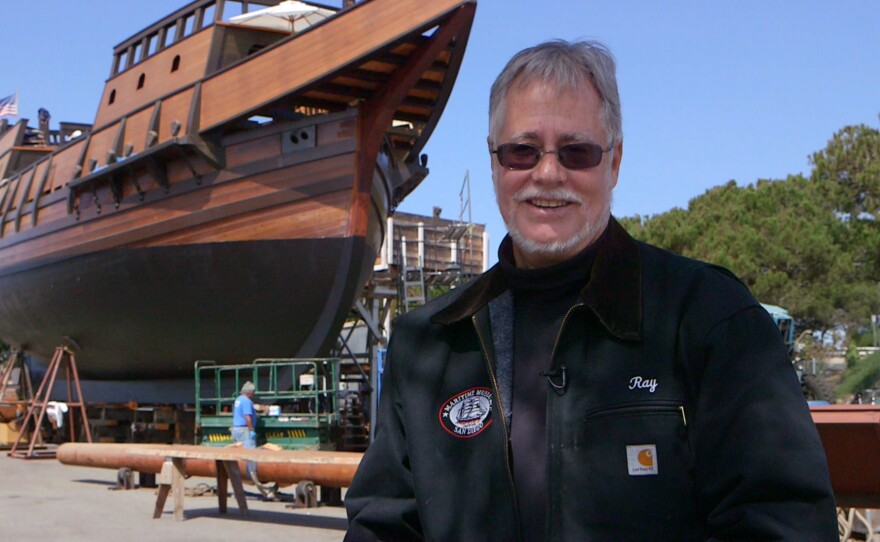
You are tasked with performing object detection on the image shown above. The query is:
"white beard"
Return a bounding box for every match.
[499,184,612,258]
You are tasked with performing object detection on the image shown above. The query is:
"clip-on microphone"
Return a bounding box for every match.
[541,365,568,395]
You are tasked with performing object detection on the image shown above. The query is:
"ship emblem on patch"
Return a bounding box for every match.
[439,387,493,438]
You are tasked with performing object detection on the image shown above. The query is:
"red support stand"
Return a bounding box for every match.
[0,350,36,409]
[0,350,41,449]
[8,346,92,459]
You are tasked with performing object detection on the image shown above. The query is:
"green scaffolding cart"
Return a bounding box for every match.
[195,358,339,450]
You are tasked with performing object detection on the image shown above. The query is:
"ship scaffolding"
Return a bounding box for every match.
[334,173,489,444]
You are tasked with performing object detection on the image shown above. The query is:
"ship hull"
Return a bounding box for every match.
[0,109,390,382]
[0,237,373,380]
[0,0,477,393]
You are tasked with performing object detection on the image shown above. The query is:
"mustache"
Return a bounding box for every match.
[512,186,584,205]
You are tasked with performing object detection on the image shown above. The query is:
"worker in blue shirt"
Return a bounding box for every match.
[232,381,257,447]
[231,380,257,480]
[232,381,258,481]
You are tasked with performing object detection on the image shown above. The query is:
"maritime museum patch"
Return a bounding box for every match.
[439,387,493,438]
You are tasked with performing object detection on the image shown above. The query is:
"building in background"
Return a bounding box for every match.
[375,207,488,309]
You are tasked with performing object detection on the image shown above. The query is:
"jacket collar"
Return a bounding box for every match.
[431,217,643,342]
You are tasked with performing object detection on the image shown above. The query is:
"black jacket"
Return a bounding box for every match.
[345,218,837,541]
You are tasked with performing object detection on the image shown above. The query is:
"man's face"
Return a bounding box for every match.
[490,78,622,269]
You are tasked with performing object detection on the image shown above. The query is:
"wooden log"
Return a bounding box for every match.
[57,442,363,488]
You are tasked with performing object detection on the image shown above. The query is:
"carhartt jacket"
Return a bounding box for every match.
[345,218,837,541]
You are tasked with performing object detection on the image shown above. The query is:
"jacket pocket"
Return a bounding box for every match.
[583,400,687,424]
[557,400,701,540]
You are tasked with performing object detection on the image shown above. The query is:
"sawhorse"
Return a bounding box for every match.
[9,346,91,458]
[128,448,250,521]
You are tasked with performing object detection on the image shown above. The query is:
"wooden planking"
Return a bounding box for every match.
[20,192,70,227]
[0,152,357,268]
[0,121,26,158]
[0,178,11,213]
[0,154,10,180]
[122,106,156,157]
[225,134,281,169]
[13,168,37,229]
[317,117,358,147]
[15,206,35,236]
[84,124,122,171]
[45,139,87,192]
[198,0,471,131]
[28,160,49,199]
[158,88,195,141]
[94,29,215,127]
[137,190,351,246]
[347,4,472,239]
[2,176,20,215]
[0,178,20,236]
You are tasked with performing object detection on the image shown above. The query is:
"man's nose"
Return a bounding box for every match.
[531,150,566,182]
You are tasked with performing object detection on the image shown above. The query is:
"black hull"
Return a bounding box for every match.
[0,237,373,380]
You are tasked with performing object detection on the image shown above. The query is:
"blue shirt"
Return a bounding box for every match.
[232,394,256,427]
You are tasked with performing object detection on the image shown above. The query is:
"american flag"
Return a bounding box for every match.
[0,93,19,118]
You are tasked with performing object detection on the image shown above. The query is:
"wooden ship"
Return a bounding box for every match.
[0,0,476,386]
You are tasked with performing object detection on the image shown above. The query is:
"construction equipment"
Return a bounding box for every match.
[761,304,836,404]
[195,358,339,450]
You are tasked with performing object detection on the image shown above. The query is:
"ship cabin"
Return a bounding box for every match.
[94,0,342,128]
[0,0,473,244]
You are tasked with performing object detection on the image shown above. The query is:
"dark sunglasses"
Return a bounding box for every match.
[490,142,611,170]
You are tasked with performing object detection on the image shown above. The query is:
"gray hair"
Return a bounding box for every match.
[241,381,255,394]
[489,40,622,145]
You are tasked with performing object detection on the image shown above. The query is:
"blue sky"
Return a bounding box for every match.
[3,1,879,263]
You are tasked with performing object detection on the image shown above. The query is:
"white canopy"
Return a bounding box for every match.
[229,1,334,33]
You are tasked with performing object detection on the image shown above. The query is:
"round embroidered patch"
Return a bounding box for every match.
[439,387,493,438]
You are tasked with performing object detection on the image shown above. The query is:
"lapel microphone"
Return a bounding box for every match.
[541,365,568,395]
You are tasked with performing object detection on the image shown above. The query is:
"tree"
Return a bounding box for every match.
[810,123,880,221]
[621,120,880,332]
[810,123,880,329]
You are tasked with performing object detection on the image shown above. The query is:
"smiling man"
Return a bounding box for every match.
[345,40,837,541]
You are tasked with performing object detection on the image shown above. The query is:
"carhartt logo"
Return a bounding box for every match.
[629,376,658,393]
[627,445,658,476]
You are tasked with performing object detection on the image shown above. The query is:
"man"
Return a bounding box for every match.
[232,381,259,483]
[345,40,837,541]
[232,381,257,449]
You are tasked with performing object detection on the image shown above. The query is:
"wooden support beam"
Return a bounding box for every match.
[348,4,475,237]
[14,167,36,231]
[0,174,21,236]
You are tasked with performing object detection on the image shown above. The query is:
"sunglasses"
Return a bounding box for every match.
[490,142,611,170]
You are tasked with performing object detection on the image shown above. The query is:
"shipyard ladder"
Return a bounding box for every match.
[9,346,92,459]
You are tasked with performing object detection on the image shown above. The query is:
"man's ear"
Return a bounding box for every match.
[487,136,496,171]
[609,139,623,189]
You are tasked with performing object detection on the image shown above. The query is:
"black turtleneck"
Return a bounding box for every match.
[497,230,603,542]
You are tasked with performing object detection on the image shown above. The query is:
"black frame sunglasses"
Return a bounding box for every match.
[490,142,612,170]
